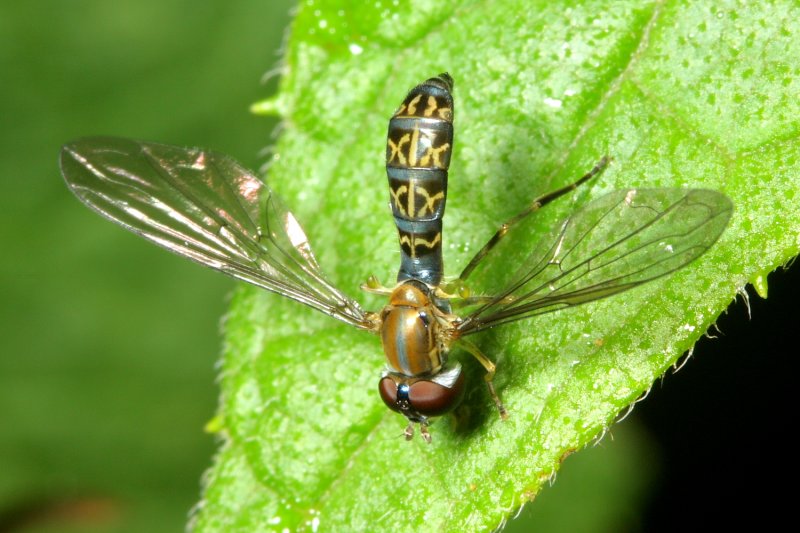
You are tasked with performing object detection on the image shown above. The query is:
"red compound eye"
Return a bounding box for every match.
[378,373,465,418]
[408,375,465,416]
[379,376,402,413]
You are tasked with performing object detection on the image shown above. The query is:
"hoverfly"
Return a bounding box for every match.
[60,73,732,442]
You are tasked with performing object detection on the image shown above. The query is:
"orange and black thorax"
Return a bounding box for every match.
[385,73,454,286]
[379,282,444,377]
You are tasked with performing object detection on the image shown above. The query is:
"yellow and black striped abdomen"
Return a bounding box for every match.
[386,73,454,286]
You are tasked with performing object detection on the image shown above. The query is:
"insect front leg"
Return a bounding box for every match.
[458,156,610,281]
[458,338,509,420]
[403,420,432,443]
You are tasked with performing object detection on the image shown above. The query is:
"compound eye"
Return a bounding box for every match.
[378,376,402,413]
[408,373,465,417]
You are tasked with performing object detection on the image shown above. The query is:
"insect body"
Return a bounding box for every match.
[377,74,466,438]
[60,74,733,442]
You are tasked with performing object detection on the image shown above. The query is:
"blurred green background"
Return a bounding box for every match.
[1,1,797,532]
[0,2,294,531]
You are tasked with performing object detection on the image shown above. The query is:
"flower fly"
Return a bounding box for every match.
[60,74,732,442]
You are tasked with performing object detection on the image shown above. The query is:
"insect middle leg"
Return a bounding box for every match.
[458,156,610,281]
[458,338,509,419]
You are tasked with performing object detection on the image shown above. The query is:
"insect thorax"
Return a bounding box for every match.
[380,282,444,377]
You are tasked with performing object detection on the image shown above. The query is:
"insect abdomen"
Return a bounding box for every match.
[386,73,454,286]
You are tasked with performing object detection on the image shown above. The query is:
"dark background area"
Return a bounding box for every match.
[637,262,798,531]
[1,2,796,532]
[512,262,799,532]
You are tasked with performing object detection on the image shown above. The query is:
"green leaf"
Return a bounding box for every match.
[193,0,800,531]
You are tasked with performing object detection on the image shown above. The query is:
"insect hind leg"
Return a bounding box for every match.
[458,156,610,281]
[360,274,394,295]
[459,338,509,420]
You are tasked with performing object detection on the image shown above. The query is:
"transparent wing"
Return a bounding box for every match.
[456,188,733,335]
[60,136,373,329]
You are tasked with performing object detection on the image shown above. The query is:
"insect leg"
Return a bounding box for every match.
[419,423,432,443]
[446,295,519,310]
[404,421,432,443]
[458,156,610,281]
[458,338,509,419]
[404,422,415,441]
[448,295,496,308]
[360,274,394,296]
